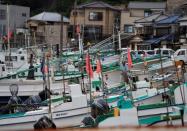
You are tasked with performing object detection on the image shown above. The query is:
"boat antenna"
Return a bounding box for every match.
[158,46,169,125]
[62,63,66,101]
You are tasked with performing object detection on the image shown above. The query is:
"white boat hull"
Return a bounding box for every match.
[0,106,90,130]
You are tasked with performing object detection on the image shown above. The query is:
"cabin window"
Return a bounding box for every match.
[89,12,103,21]
[12,75,17,79]
[162,50,169,55]
[155,50,160,54]
[178,50,185,56]
[5,56,17,61]
[20,56,25,61]
[2,66,5,71]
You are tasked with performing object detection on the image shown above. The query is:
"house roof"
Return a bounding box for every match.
[128,1,166,9]
[156,15,181,25]
[144,34,174,45]
[77,1,119,11]
[135,13,168,24]
[29,12,69,23]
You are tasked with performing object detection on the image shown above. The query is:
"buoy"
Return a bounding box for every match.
[114,107,120,117]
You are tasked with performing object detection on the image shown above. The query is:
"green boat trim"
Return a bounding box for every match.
[139,113,181,125]
[0,112,25,119]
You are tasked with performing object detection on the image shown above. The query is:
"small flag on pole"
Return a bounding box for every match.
[127,48,132,69]
[86,53,93,78]
[76,24,81,35]
[2,31,13,43]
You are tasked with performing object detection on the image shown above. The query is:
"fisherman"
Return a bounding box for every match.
[120,60,129,84]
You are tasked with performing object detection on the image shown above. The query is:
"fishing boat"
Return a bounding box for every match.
[0,84,90,130]
[81,82,187,127]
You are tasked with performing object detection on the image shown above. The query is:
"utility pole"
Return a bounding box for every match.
[60,12,63,56]
[7,4,10,53]
[73,0,77,39]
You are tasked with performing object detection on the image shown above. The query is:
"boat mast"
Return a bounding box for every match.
[88,48,92,103]
[97,52,105,98]
[46,54,52,120]
[159,47,169,125]
[118,30,121,51]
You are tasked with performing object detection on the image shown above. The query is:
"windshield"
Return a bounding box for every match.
[155,50,161,54]
[146,51,154,55]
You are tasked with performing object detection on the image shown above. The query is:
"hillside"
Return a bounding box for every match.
[2,0,166,16]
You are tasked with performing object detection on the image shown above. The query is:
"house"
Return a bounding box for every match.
[134,14,181,50]
[0,4,30,49]
[178,16,187,48]
[134,13,168,38]
[69,1,120,44]
[120,1,166,34]
[27,12,69,49]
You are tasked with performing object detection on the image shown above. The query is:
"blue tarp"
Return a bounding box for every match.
[156,15,181,25]
[144,38,161,44]
[144,34,174,45]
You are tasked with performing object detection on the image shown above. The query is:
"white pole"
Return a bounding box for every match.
[118,30,121,50]
[24,33,27,48]
[78,33,82,54]
[27,35,30,48]
[113,24,115,45]
[6,4,10,53]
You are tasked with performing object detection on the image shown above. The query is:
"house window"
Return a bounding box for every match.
[144,10,152,17]
[22,13,27,17]
[0,9,6,20]
[84,26,102,41]
[144,26,153,35]
[89,12,103,21]
[124,25,134,33]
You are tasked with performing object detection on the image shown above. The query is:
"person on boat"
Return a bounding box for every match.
[120,60,129,84]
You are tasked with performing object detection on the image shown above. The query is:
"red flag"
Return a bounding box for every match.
[86,53,93,78]
[96,60,101,73]
[3,31,13,43]
[7,31,13,40]
[42,65,48,74]
[76,24,80,35]
[127,48,132,69]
